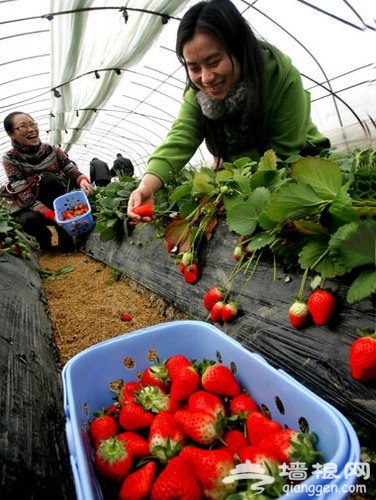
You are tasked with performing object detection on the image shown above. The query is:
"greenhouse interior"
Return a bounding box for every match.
[0,1,375,500]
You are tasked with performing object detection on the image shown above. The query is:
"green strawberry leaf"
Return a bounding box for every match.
[226,203,259,236]
[265,182,329,222]
[291,157,343,199]
[170,183,194,202]
[257,149,278,170]
[245,232,277,251]
[298,239,347,276]
[192,172,216,194]
[329,219,376,271]
[347,269,376,304]
[226,188,270,236]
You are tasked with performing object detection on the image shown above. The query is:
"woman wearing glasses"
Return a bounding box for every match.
[2,111,92,252]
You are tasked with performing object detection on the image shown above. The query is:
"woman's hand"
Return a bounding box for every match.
[79,178,92,195]
[127,173,162,222]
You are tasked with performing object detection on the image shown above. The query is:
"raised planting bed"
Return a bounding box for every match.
[81,221,376,435]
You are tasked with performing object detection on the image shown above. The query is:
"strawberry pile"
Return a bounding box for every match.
[62,202,89,220]
[87,354,323,499]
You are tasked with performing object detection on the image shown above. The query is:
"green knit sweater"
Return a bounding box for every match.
[147,44,330,186]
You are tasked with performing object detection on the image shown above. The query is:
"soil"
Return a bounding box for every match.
[39,247,188,367]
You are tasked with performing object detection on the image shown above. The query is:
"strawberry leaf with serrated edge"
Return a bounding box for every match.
[291,157,343,199]
[328,219,376,271]
[347,269,376,304]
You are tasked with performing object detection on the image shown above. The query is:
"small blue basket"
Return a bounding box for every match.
[53,191,95,237]
[62,321,361,500]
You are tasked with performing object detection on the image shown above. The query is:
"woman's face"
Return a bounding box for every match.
[9,113,40,148]
[182,32,241,100]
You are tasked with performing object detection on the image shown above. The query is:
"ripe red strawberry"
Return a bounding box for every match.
[88,413,117,449]
[175,409,225,446]
[188,390,226,418]
[307,289,336,326]
[258,429,322,467]
[349,332,376,382]
[169,364,201,402]
[119,460,157,500]
[210,301,225,323]
[218,429,249,456]
[94,436,133,483]
[221,301,238,323]
[118,401,154,431]
[140,359,170,392]
[133,203,153,217]
[229,393,259,420]
[238,445,285,497]
[151,455,202,500]
[288,300,309,328]
[203,286,226,311]
[183,263,199,284]
[246,411,282,445]
[166,353,192,381]
[136,385,179,414]
[117,431,150,460]
[148,411,185,463]
[118,380,142,406]
[200,361,241,397]
[180,447,237,498]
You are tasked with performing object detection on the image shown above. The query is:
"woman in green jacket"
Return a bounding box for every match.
[128,0,330,220]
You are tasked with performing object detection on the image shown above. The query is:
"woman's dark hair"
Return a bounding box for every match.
[176,0,264,159]
[4,111,32,134]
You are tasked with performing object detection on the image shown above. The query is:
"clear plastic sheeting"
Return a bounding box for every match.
[0,0,375,182]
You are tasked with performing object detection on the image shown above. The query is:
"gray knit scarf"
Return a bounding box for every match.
[195,80,250,120]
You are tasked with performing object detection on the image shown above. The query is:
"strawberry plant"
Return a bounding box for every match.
[0,207,33,259]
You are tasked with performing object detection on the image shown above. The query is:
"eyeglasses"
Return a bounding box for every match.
[13,121,39,132]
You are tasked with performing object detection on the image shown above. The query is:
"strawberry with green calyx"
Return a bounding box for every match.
[200,360,241,397]
[117,431,150,461]
[180,447,237,498]
[183,263,199,284]
[118,380,142,406]
[210,301,225,323]
[288,299,309,328]
[118,400,154,431]
[246,411,282,446]
[203,286,227,311]
[349,329,376,382]
[148,411,186,463]
[258,429,322,468]
[88,412,118,449]
[94,435,133,483]
[221,301,239,323]
[119,460,157,500]
[229,393,259,421]
[169,364,201,402]
[175,408,225,446]
[188,390,226,418]
[136,385,179,414]
[150,454,202,500]
[238,445,285,497]
[307,288,336,326]
[140,357,170,392]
